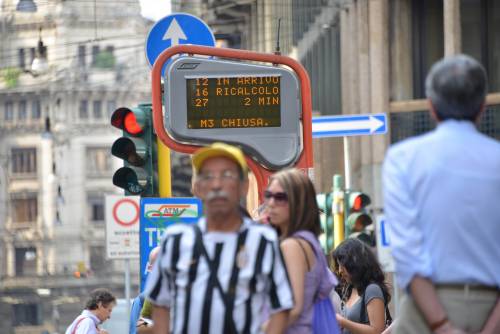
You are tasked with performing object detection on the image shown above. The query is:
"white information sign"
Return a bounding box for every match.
[375,215,395,273]
[105,195,140,259]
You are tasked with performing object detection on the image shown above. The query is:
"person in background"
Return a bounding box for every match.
[65,288,116,334]
[265,168,337,333]
[144,142,293,334]
[383,54,500,334]
[332,238,391,334]
[131,246,160,334]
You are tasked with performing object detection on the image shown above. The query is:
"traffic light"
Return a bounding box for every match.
[316,192,334,252]
[345,191,374,246]
[111,103,158,196]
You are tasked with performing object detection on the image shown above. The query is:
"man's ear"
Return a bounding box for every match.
[428,99,440,122]
[239,177,249,200]
[475,102,486,124]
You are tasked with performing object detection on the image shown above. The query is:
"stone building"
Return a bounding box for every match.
[180,0,500,211]
[0,0,152,332]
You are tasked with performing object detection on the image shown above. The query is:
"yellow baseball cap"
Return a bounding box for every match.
[192,142,248,175]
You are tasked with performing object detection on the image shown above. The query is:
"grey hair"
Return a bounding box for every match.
[425,54,487,121]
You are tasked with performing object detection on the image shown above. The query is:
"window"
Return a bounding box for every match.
[11,194,38,224]
[15,247,37,277]
[107,100,116,118]
[4,101,14,121]
[412,0,444,98]
[87,194,104,222]
[92,45,100,65]
[461,0,500,92]
[86,147,112,176]
[13,303,41,326]
[18,100,27,120]
[93,100,102,119]
[105,45,115,55]
[31,100,41,119]
[78,45,86,67]
[29,47,36,65]
[79,100,88,119]
[11,148,37,175]
[18,48,26,69]
[90,245,108,273]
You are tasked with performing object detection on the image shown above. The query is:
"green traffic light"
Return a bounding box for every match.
[112,167,147,195]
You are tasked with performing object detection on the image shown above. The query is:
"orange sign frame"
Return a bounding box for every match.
[151,45,313,200]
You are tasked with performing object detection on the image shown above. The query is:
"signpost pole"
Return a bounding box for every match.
[125,258,131,328]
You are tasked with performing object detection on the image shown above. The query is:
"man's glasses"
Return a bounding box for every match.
[264,190,288,205]
[197,170,240,184]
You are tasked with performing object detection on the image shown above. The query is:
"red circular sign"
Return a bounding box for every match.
[112,198,139,226]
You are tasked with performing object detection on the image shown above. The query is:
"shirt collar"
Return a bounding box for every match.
[437,119,477,133]
[198,215,252,233]
[82,309,101,325]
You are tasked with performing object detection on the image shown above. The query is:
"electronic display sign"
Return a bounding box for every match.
[186,76,281,129]
[164,56,302,170]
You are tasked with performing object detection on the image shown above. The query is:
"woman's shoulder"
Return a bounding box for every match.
[364,283,385,302]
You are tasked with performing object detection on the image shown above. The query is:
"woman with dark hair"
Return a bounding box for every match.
[332,238,391,334]
[265,168,338,333]
[65,288,116,334]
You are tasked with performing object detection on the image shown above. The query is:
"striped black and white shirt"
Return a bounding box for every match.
[144,217,294,334]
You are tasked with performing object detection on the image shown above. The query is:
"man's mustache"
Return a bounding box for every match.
[206,190,230,201]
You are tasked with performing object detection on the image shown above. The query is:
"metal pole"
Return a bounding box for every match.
[125,258,131,329]
[158,138,172,197]
[343,137,351,190]
[332,174,345,248]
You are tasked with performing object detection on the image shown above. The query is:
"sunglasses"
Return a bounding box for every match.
[264,190,288,204]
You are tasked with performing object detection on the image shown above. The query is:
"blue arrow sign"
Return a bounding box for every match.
[145,13,216,75]
[312,113,387,138]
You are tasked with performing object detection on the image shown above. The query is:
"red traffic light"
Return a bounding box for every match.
[111,107,146,136]
[348,192,371,211]
[124,112,143,135]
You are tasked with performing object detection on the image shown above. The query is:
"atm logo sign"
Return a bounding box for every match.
[144,203,199,219]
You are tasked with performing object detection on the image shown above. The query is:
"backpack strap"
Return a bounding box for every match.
[71,317,95,334]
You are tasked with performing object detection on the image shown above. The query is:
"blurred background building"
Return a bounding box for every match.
[0,0,152,333]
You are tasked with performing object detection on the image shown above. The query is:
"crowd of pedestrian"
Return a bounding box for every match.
[65,54,499,334]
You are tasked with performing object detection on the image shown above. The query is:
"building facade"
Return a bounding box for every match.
[185,0,499,211]
[0,1,152,333]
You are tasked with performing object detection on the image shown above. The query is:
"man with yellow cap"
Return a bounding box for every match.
[144,142,294,334]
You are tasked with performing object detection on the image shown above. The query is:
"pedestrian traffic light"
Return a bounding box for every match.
[111,103,158,196]
[316,192,334,252]
[345,191,374,246]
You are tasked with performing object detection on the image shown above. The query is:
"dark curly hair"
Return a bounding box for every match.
[85,288,116,310]
[331,238,391,304]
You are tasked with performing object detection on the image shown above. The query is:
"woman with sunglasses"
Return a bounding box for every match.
[331,238,391,334]
[265,168,337,333]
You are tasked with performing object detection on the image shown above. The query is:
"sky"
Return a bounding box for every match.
[139,0,172,21]
[0,0,171,21]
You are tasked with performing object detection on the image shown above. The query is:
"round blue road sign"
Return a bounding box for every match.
[145,13,216,75]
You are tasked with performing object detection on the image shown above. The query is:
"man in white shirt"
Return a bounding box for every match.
[383,55,500,334]
[65,288,116,334]
[144,142,293,334]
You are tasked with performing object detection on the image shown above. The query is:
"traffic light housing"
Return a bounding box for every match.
[111,103,158,196]
[316,192,334,252]
[345,191,374,245]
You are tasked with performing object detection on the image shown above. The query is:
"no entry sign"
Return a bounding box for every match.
[106,195,140,259]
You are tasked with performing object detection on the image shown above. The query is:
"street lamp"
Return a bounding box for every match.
[31,28,48,75]
[16,0,37,12]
